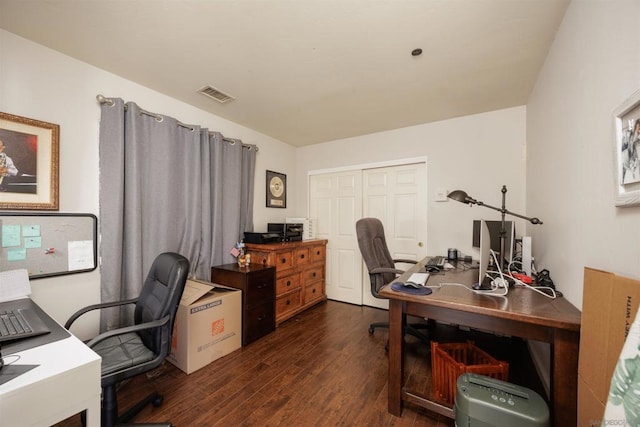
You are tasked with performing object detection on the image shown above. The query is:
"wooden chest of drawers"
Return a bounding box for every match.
[245,239,327,325]
[210,263,276,346]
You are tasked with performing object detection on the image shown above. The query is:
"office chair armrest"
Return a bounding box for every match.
[370,267,406,276]
[84,314,171,348]
[64,298,139,329]
[393,258,418,265]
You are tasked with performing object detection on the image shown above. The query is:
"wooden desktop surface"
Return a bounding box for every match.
[379,260,581,426]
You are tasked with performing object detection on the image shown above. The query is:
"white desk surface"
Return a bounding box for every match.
[0,322,101,426]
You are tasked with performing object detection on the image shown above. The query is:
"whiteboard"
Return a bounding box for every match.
[0,213,97,279]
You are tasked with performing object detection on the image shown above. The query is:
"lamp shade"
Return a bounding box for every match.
[447,190,475,204]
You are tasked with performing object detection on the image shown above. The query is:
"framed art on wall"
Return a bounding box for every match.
[266,170,286,208]
[613,88,640,207]
[0,112,59,210]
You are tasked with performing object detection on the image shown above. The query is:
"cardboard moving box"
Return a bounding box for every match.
[168,279,241,374]
[578,267,640,426]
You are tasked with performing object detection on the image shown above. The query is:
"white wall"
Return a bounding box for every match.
[527,0,640,310]
[0,29,295,338]
[295,107,528,260]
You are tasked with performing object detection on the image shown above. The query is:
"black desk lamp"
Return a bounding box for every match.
[447,185,543,272]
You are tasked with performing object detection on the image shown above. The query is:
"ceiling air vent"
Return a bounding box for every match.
[198,85,235,104]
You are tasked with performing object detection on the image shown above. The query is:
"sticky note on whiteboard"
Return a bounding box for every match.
[68,240,94,271]
[8,248,27,261]
[2,225,21,247]
[22,225,41,237]
[25,236,42,248]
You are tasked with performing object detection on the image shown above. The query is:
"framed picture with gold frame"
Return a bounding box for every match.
[266,170,286,208]
[0,112,59,210]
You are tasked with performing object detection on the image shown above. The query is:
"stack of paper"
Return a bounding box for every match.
[0,269,31,302]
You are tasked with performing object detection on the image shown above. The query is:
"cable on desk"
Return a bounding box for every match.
[488,250,557,299]
[453,261,474,271]
[0,353,21,369]
[515,279,557,299]
[427,282,509,298]
[464,249,510,296]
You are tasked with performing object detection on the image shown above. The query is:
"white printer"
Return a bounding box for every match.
[454,373,549,427]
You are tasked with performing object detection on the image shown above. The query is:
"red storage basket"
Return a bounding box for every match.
[431,340,509,405]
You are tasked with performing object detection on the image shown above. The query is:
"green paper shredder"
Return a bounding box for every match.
[454,373,549,427]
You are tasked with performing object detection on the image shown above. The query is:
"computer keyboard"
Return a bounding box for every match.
[425,256,445,268]
[0,309,33,337]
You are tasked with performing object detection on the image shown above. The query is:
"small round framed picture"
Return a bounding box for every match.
[266,170,286,208]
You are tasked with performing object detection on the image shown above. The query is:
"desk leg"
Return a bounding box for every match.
[85,397,101,427]
[551,328,579,426]
[388,299,404,416]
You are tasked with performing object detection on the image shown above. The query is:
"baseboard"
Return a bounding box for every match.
[527,340,551,398]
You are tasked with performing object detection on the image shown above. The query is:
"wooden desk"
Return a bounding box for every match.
[0,299,102,426]
[379,261,581,426]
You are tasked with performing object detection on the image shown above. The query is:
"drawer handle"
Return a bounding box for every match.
[312,289,316,294]
[312,272,316,277]
[257,283,266,289]
[257,315,264,321]
[281,258,287,264]
[300,254,305,259]
[316,250,320,255]
[286,300,291,305]
[286,280,291,286]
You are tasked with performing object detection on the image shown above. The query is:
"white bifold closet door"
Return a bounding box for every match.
[309,162,427,308]
[309,170,363,305]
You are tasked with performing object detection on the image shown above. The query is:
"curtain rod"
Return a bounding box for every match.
[96,94,258,151]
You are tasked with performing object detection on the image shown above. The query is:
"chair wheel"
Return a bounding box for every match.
[368,326,374,334]
[152,395,164,407]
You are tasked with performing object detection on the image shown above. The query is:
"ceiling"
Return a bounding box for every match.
[0,0,569,147]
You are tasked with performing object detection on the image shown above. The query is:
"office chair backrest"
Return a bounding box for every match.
[135,252,190,355]
[356,218,396,295]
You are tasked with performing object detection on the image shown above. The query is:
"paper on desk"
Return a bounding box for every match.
[407,272,430,286]
[0,269,31,302]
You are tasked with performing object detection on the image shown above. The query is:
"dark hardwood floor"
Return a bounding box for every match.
[55,300,543,427]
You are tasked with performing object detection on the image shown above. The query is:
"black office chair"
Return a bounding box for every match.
[356,218,430,345]
[65,252,190,427]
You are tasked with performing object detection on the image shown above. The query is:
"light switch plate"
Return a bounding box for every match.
[435,189,448,202]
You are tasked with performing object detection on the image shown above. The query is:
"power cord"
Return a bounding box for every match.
[426,250,557,299]
[467,249,509,296]
[428,282,509,298]
[0,352,21,370]
[430,249,509,297]
[502,264,557,299]
[480,250,556,299]
[513,275,557,299]
[503,256,557,299]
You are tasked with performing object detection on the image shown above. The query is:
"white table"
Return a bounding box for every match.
[0,306,101,426]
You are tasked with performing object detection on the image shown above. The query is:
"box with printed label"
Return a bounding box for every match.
[168,279,241,374]
[578,267,640,426]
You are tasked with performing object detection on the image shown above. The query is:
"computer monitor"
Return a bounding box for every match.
[472,220,515,266]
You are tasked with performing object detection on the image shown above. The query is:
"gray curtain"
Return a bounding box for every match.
[99,99,256,330]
